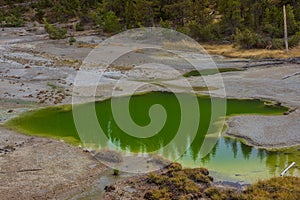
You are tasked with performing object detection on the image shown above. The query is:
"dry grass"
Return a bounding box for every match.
[55,58,82,68]
[163,40,204,51]
[145,163,214,200]
[109,65,134,71]
[134,48,145,54]
[77,43,98,48]
[163,41,299,59]
[202,44,300,59]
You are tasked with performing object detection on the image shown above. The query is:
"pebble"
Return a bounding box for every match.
[124,186,137,193]
[104,185,116,192]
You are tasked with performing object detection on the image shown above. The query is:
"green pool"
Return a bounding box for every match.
[5,92,299,183]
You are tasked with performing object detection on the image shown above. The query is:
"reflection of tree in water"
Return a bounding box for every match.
[94,92,299,179]
[224,137,230,148]
[200,140,218,164]
[265,150,300,176]
[189,143,200,162]
[231,140,238,159]
[186,127,207,161]
[257,149,266,162]
[240,142,252,160]
[266,151,281,175]
[224,138,238,158]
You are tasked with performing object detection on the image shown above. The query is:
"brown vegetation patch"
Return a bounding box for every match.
[104,163,300,200]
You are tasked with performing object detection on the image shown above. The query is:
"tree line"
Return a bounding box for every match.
[1,0,300,49]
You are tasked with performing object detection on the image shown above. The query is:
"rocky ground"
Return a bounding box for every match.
[226,109,300,148]
[0,28,107,199]
[0,26,299,199]
[219,63,300,148]
[0,127,105,199]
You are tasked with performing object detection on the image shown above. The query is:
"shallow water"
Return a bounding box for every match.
[6,92,299,183]
[180,137,300,183]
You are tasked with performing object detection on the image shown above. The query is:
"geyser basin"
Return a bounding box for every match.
[5,92,299,183]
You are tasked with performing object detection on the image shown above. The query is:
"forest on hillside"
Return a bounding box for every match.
[1,0,300,49]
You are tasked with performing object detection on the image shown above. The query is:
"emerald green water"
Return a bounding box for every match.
[5,92,299,183]
[183,68,244,77]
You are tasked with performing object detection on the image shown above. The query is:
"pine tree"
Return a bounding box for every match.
[285,4,299,35]
[192,0,212,26]
[162,0,192,27]
[125,0,137,28]
[262,6,283,38]
[218,0,243,35]
[135,0,154,27]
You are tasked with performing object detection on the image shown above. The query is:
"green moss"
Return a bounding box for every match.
[243,177,300,200]
[166,163,183,172]
[183,168,212,185]
[146,163,208,199]
[144,188,171,200]
[147,173,167,185]
[112,162,300,200]
[122,166,300,200]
